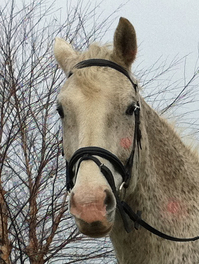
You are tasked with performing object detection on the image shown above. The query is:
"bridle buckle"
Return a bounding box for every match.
[119,182,126,191]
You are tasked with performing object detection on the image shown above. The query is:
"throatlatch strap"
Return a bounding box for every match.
[124,103,141,187]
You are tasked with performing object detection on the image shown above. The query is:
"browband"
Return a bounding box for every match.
[68,59,138,91]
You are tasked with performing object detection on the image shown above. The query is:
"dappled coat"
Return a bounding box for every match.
[54,17,199,264]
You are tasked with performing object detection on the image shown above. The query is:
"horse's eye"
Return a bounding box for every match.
[125,104,135,116]
[57,104,64,118]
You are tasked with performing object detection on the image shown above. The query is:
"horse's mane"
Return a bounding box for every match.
[71,44,114,97]
[73,43,138,97]
[79,43,112,61]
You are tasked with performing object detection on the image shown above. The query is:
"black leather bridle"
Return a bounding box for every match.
[63,59,199,242]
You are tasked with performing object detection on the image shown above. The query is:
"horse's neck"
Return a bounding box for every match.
[110,99,199,263]
[126,100,187,195]
[123,100,180,208]
[139,100,197,181]
[131,99,198,198]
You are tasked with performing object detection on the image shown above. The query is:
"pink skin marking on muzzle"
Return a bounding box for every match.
[120,137,132,149]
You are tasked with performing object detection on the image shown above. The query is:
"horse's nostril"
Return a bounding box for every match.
[104,189,116,213]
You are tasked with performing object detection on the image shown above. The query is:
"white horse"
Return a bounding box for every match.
[54,17,199,263]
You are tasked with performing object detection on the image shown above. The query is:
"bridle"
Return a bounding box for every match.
[63,59,199,242]
[66,59,141,192]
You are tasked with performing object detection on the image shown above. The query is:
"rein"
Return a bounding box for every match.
[64,59,199,242]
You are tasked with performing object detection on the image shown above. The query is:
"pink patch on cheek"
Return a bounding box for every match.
[120,137,132,149]
[166,200,181,214]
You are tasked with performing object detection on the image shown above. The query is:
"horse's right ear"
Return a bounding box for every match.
[113,17,137,69]
[54,38,78,74]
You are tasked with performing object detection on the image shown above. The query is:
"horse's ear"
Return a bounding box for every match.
[54,38,78,74]
[113,17,137,68]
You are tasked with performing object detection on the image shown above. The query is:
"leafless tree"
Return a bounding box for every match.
[0,0,117,263]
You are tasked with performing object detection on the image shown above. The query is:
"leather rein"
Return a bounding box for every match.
[63,59,199,242]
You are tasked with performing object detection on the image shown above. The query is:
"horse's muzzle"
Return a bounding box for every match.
[74,217,113,238]
[69,187,116,237]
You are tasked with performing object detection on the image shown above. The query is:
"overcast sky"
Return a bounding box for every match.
[55,0,199,139]
[105,0,199,75]
[56,0,199,76]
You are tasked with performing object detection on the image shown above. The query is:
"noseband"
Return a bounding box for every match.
[63,59,199,242]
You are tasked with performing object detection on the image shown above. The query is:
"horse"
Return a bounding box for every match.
[54,17,199,264]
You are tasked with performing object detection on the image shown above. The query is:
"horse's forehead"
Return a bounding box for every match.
[58,79,106,107]
[59,68,134,107]
[58,83,108,127]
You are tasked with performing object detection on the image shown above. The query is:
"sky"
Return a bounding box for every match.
[106,0,199,73]
[54,0,199,141]
[56,0,199,77]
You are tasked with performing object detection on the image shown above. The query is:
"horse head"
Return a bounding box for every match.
[54,18,140,238]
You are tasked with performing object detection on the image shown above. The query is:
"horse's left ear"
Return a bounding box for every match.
[113,17,137,68]
[54,38,78,75]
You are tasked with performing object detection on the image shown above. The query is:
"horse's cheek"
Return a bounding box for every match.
[120,137,132,149]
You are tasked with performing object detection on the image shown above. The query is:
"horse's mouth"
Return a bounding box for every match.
[74,217,113,238]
